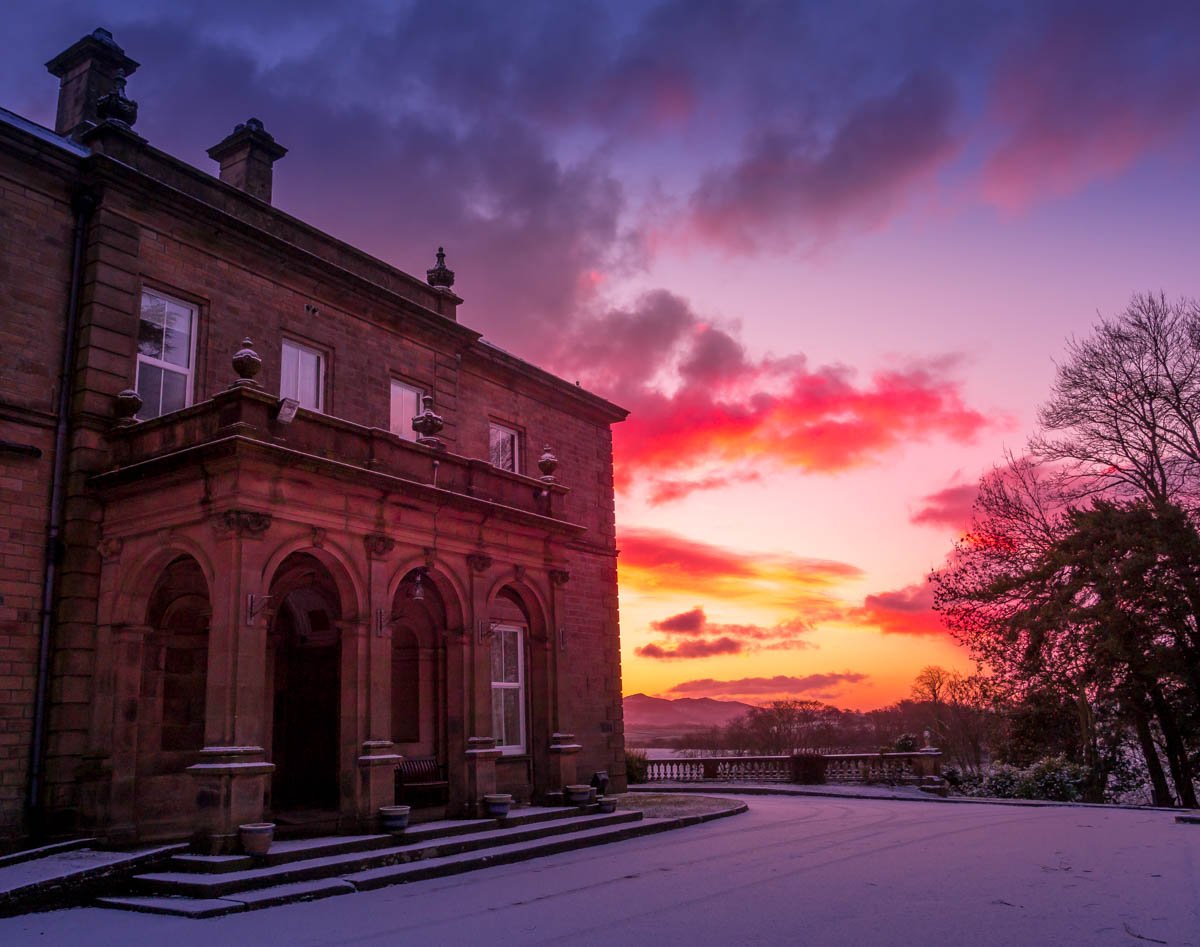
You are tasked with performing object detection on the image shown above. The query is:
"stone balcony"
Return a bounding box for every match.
[99,384,578,533]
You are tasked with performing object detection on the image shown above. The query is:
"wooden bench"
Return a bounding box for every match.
[396,756,448,806]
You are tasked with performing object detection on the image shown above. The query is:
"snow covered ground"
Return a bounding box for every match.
[0,795,1194,946]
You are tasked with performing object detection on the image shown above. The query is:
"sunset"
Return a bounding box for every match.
[2,3,1198,941]
[5,2,1197,714]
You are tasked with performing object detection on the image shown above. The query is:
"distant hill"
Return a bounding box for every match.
[623,693,752,743]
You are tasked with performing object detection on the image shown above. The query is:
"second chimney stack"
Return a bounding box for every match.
[207,118,287,204]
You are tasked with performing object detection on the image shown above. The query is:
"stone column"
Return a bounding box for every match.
[547,732,582,797]
[461,736,502,818]
[186,746,274,854]
[190,510,273,852]
[357,741,402,826]
[103,622,149,842]
[356,535,400,823]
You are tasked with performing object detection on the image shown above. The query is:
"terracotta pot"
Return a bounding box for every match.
[238,822,275,857]
[379,805,411,832]
[483,793,513,818]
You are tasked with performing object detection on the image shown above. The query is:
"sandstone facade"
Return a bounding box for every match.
[0,29,627,849]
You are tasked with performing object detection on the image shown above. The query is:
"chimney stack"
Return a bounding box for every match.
[207,119,287,204]
[45,28,140,140]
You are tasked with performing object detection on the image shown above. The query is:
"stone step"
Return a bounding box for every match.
[97,815,665,918]
[165,804,604,874]
[130,810,642,898]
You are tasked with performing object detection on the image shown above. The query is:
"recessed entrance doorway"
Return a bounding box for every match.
[268,555,342,814]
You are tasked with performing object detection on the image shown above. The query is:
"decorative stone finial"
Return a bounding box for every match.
[537,444,558,481]
[113,388,142,426]
[231,338,262,387]
[412,393,445,447]
[95,68,138,127]
[426,246,455,289]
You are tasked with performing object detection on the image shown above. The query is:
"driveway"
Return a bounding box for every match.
[0,795,1193,946]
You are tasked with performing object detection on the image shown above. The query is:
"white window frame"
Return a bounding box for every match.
[135,288,198,420]
[390,379,423,441]
[490,623,526,755]
[489,422,521,473]
[280,338,325,412]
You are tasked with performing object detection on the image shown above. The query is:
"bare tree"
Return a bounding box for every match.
[1035,293,1200,508]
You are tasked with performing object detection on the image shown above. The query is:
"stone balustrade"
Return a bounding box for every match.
[644,750,941,786]
[103,384,575,528]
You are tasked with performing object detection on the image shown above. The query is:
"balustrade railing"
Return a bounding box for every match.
[642,750,940,785]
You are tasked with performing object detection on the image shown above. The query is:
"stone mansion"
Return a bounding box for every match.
[0,28,627,852]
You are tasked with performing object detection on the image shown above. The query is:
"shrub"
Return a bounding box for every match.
[625,749,649,784]
[982,764,1022,798]
[1018,756,1089,802]
[954,757,1090,801]
[892,733,919,753]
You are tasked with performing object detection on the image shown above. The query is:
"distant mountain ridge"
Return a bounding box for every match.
[623,693,753,734]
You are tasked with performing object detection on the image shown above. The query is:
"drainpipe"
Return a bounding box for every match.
[27,188,95,835]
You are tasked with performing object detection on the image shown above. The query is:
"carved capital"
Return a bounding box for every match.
[213,509,272,538]
[467,553,493,573]
[548,568,570,587]
[98,537,124,560]
[364,533,395,558]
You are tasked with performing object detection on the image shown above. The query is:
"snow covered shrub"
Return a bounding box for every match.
[892,733,919,753]
[1018,756,1089,801]
[981,764,1023,798]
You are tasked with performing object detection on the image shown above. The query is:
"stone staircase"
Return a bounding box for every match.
[97,804,647,918]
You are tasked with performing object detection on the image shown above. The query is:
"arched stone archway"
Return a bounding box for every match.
[266,552,344,812]
[133,554,211,836]
[388,568,451,803]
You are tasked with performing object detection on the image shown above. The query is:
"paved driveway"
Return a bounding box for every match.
[1,795,1194,946]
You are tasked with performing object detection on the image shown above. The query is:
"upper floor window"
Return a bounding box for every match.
[136,289,196,420]
[489,422,520,472]
[281,338,324,411]
[390,380,422,441]
[490,624,525,754]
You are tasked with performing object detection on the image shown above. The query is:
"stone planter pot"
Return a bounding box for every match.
[238,822,275,857]
[483,793,513,818]
[596,796,617,813]
[379,805,411,832]
[565,784,591,805]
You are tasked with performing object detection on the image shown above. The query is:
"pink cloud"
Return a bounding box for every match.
[851,582,947,637]
[638,605,816,660]
[911,483,977,530]
[664,672,868,700]
[981,7,1200,210]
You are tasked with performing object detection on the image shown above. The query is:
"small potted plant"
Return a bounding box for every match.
[483,793,513,818]
[379,804,411,832]
[238,822,275,857]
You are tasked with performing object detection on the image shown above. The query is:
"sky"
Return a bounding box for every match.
[6,1,1200,710]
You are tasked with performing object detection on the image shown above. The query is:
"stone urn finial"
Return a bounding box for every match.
[113,388,142,426]
[412,393,445,447]
[231,338,262,387]
[537,444,558,481]
[426,246,455,289]
[96,68,139,127]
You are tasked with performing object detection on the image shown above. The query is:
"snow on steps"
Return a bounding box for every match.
[97,806,654,917]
